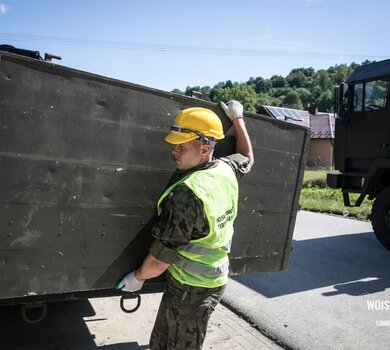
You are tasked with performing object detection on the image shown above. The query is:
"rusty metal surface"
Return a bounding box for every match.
[0,50,309,302]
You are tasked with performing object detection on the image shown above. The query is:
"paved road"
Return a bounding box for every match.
[223,210,390,350]
[2,211,389,349]
[0,293,281,349]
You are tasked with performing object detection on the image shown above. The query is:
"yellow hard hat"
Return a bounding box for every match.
[165,107,225,146]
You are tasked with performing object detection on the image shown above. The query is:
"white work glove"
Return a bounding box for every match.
[116,271,144,292]
[220,100,244,121]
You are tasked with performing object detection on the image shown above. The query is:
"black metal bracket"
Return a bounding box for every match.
[343,192,366,207]
[21,303,47,323]
[120,293,141,313]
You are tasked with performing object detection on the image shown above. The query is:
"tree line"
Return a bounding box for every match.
[171,60,372,113]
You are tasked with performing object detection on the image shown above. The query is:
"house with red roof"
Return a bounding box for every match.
[259,105,335,169]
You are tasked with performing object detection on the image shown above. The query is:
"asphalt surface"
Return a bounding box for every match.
[223,210,390,350]
[1,210,389,349]
[0,293,281,349]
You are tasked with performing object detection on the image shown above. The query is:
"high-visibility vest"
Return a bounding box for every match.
[157,160,239,288]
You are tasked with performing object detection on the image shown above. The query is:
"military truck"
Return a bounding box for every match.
[327,59,390,250]
[0,45,309,321]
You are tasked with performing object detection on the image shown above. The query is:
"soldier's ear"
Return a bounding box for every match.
[200,144,212,158]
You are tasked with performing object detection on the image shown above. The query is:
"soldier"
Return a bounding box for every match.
[117,100,254,349]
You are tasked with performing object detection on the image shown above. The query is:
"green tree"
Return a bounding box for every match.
[327,64,350,85]
[213,84,258,112]
[316,90,334,112]
[316,70,333,91]
[286,70,307,88]
[198,86,212,101]
[257,93,282,107]
[246,76,271,93]
[184,86,201,96]
[171,88,184,95]
[182,86,212,101]
[270,86,291,98]
[171,60,367,113]
[270,75,286,88]
[224,80,233,89]
[361,59,373,66]
[286,68,313,88]
[283,90,303,110]
[295,87,312,109]
[300,67,316,78]
[311,85,323,101]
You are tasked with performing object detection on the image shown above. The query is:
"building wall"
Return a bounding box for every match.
[307,139,334,169]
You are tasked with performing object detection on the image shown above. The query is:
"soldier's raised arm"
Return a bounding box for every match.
[221,100,254,170]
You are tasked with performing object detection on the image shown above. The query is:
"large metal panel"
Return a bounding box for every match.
[0,50,309,302]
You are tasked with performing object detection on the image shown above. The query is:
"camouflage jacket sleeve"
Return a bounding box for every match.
[149,184,209,264]
[220,153,251,180]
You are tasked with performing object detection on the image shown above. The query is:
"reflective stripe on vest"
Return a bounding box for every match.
[174,258,230,276]
[181,239,232,255]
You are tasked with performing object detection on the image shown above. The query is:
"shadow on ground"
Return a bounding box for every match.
[0,300,149,350]
[233,231,390,297]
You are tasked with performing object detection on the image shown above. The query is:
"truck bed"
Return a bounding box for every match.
[0,50,309,303]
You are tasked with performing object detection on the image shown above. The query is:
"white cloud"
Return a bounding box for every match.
[0,4,8,15]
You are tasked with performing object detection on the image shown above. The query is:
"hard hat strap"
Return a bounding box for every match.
[170,125,217,148]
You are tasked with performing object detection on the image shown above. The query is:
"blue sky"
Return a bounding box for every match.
[1,0,389,91]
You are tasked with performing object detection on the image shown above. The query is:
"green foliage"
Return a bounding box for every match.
[296,87,311,109]
[171,88,184,95]
[171,61,369,113]
[270,75,286,88]
[302,170,329,188]
[283,90,303,110]
[247,76,272,94]
[212,84,258,112]
[317,90,335,112]
[286,69,311,89]
[316,70,333,91]
[256,93,282,107]
[300,170,373,221]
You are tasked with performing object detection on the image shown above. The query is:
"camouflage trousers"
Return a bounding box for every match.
[149,274,226,350]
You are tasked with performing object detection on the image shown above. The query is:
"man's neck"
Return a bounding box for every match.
[171,159,217,184]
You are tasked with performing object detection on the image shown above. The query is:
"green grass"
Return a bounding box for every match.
[299,170,372,221]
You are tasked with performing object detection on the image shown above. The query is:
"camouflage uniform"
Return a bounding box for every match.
[149,154,250,350]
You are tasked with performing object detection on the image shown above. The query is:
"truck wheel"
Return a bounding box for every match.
[372,186,390,250]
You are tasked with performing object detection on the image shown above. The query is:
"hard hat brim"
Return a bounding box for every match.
[164,132,198,144]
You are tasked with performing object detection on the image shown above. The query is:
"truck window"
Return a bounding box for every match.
[353,83,364,112]
[365,80,388,111]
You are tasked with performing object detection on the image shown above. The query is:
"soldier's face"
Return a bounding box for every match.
[171,140,210,170]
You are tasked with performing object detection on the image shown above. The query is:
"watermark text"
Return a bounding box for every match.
[367,299,390,311]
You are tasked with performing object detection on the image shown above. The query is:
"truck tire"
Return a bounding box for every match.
[372,186,390,250]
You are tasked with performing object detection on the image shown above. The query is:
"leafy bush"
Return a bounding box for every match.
[303,170,328,188]
[300,170,372,221]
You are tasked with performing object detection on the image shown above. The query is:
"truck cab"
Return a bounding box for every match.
[327,59,390,249]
